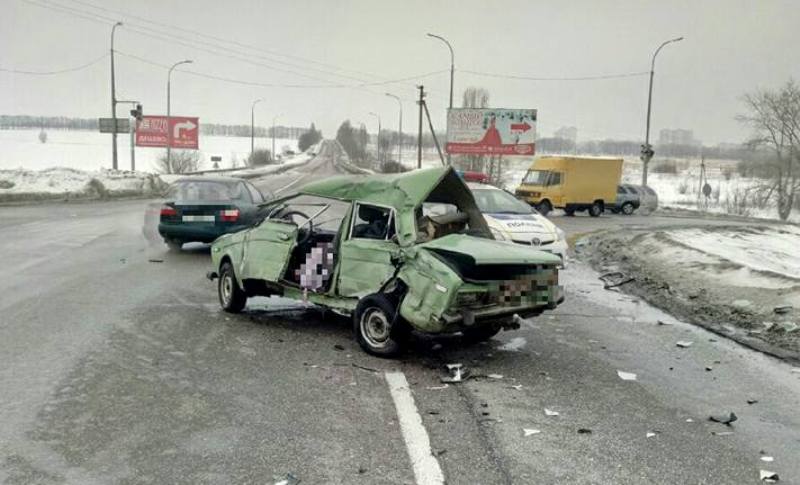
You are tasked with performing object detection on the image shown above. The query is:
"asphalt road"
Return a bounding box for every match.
[1,141,798,484]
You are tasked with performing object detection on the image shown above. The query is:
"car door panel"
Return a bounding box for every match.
[240,220,297,282]
[337,239,398,297]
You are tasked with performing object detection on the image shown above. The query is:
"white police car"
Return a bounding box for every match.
[467,181,568,266]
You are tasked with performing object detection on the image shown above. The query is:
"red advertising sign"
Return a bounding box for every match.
[135,116,199,149]
[446,108,536,156]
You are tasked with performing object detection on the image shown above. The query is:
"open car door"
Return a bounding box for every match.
[239,219,298,283]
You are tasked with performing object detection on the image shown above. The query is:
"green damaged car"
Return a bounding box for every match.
[208,166,564,356]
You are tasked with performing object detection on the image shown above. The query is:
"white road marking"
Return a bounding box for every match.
[273,173,308,195]
[385,371,445,485]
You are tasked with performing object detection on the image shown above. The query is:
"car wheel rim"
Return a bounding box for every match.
[221,273,232,305]
[623,204,633,214]
[361,307,390,349]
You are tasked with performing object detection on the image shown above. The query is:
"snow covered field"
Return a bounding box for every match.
[0,128,299,173]
[0,167,165,201]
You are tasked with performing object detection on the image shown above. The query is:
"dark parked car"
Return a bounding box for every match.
[158,176,272,250]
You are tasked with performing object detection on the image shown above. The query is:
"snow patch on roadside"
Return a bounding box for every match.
[0,166,165,200]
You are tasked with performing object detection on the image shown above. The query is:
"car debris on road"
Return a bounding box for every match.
[709,412,738,426]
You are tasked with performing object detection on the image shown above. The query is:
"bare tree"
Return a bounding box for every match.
[459,87,490,172]
[156,150,201,174]
[738,80,800,220]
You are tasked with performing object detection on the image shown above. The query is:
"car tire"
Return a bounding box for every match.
[564,208,575,217]
[536,200,552,216]
[354,294,403,357]
[461,324,501,343]
[589,202,603,217]
[218,261,247,313]
[165,239,183,251]
[621,202,635,215]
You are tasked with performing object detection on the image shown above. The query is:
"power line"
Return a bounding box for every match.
[459,68,650,81]
[64,0,390,83]
[0,53,108,75]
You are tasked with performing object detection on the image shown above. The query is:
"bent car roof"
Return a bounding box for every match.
[299,167,450,211]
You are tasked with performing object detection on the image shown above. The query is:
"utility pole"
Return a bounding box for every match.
[427,33,454,165]
[417,85,425,169]
[166,59,193,173]
[251,98,263,158]
[641,36,683,186]
[385,93,402,166]
[118,100,140,171]
[272,114,281,162]
[110,21,122,170]
[369,111,381,162]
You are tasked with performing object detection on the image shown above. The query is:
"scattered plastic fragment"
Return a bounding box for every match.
[712,431,734,436]
[487,374,503,379]
[773,305,792,314]
[510,385,523,390]
[617,370,637,381]
[441,363,468,383]
[544,408,560,416]
[351,363,378,373]
[657,320,672,326]
[747,399,759,405]
[523,428,541,436]
[577,428,592,434]
[761,456,774,462]
[148,258,164,263]
[646,432,657,438]
[685,418,694,423]
[333,344,345,351]
[676,341,693,348]
[274,473,300,485]
[358,466,367,474]
[426,384,449,390]
[709,412,738,426]
[760,470,779,482]
[705,366,713,372]
[497,337,527,352]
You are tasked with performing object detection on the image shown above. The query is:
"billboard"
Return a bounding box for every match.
[446,108,537,156]
[135,116,199,149]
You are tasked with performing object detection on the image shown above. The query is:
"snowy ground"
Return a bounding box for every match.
[579,223,800,360]
[0,128,299,173]
[0,167,165,202]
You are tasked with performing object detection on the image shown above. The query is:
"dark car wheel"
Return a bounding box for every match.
[165,239,183,251]
[461,324,501,343]
[564,207,575,217]
[621,202,635,215]
[536,200,552,216]
[218,262,247,313]
[354,294,403,357]
[589,202,603,217]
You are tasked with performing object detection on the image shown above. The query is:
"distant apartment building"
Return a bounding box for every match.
[554,126,578,142]
[658,128,700,146]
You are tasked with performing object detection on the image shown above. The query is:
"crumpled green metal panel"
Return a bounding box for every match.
[396,247,462,332]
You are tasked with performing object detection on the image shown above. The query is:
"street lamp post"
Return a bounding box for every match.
[641,36,683,186]
[427,33,454,165]
[251,98,263,157]
[166,59,193,173]
[369,111,381,163]
[272,114,281,162]
[110,21,122,170]
[385,93,402,165]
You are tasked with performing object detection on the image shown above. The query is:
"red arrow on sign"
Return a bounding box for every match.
[510,122,532,132]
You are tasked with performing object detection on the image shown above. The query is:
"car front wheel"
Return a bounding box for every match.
[621,202,635,215]
[354,294,403,357]
[589,202,603,217]
[218,262,247,313]
[165,238,183,251]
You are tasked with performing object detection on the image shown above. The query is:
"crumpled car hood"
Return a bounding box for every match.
[418,233,562,265]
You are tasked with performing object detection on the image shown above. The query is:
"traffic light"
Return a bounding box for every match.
[130,104,143,121]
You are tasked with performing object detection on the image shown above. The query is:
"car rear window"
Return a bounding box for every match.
[167,181,248,202]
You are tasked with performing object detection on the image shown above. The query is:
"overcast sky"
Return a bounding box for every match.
[2,0,799,145]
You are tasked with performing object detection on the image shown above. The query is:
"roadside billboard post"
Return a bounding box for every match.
[445,108,537,156]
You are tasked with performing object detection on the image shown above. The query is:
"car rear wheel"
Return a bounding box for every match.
[589,202,603,217]
[165,239,183,251]
[621,202,635,215]
[564,208,575,217]
[536,200,552,216]
[354,294,403,357]
[218,262,247,313]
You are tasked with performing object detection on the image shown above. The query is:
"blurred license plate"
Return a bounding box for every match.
[182,215,215,222]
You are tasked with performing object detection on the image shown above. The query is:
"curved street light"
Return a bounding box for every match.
[385,93,402,165]
[642,36,683,186]
[166,59,193,172]
[251,98,263,156]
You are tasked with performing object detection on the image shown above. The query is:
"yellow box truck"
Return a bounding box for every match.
[514,156,623,217]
